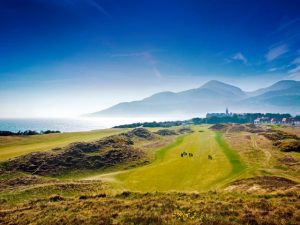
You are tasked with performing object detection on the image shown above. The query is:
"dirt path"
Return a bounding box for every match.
[251,134,271,166]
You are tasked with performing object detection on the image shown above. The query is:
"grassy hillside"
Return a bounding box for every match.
[0,128,127,161]
[224,124,300,182]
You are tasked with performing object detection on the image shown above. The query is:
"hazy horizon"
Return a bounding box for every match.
[1,0,300,118]
[0,79,298,119]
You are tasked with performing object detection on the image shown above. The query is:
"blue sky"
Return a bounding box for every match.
[0,0,300,117]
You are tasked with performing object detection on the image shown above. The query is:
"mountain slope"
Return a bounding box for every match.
[243,85,300,110]
[88,80,300,117]
[248,80,300,96]
[89,80,247,117]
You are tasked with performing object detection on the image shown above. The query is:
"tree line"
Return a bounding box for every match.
[0,130,61,136]
[114,113,294,128]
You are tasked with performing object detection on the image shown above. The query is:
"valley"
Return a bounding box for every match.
[95,127,245,192]
[0,124,299,224]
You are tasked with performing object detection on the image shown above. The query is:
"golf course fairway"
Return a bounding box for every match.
[105,127,246,192]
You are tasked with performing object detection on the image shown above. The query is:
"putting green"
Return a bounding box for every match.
[112,127,245,192]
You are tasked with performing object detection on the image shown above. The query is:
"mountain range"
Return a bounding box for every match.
[88,80,300,117]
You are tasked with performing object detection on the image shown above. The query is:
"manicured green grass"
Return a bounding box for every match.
[215,132,245,174]
[154,135,185,161]
[104,127,244,192]
[0,128,127,161]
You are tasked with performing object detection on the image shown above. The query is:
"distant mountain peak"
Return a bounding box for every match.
[201,80,242,90]
[199,80,246,99]
[202,80,230,87]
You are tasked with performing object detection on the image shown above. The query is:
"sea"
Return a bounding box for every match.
[0,117,181,132]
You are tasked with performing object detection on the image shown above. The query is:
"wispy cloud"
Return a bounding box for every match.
[276,16,300,33]
[288,72,300,80]
[86,0,110,17]
[267,64,290,72]
[110,51,162,78]
[57,0,110,17]
[288,57,300,79]
[289,65,300,74]
[232,52,248,64]
[265,44,289,62]
[291,57,300,65]
[152,66,162,78]
[110,51,158,65]
[268,67,278,72]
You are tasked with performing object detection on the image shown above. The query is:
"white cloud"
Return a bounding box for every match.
[265,44,288,62]
[232,52,248,64]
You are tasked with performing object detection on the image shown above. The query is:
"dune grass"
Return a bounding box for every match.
[211,132,246,188]
[108,127,243,192]
[1,190,299,225]
[0,128,127,161]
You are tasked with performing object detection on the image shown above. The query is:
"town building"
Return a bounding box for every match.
[254,117,270,124]
[206,107,232,118]
[254,117,300,125]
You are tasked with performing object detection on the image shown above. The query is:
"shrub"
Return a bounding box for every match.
[274,139,300,152]
[49,195,64,202]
